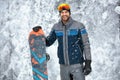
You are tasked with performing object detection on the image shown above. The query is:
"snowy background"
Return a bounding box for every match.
[0,0,120,80]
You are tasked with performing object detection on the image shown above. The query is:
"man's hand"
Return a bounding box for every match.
[46,53,50,62]
[83,60,92,75]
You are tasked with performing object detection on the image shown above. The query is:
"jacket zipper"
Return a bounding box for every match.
[63,25,69,65]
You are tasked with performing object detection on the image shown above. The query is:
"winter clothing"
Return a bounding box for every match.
[32,3,92,80]
[60,64,85,80]
[83,60,92,75]
[46,17,91,65]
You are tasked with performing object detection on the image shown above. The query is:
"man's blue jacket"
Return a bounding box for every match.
[46,17,91,65]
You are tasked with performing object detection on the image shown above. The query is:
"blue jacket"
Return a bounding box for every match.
[46,17,91,65]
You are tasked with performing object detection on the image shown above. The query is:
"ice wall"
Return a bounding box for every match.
[0,0,120,80]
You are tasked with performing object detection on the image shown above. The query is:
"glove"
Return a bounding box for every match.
[46,53,50,62]
[32,26,42,32]
[70,74,73,80]
[83,60,92,75]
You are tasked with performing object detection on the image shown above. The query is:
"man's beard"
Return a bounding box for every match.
[61,15,70,23]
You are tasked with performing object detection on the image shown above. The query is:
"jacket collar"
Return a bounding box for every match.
[59,17,74,28]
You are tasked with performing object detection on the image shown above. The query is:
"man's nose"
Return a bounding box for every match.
[62,12,67,15]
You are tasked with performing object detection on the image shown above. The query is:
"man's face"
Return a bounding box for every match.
[60,10,70,22]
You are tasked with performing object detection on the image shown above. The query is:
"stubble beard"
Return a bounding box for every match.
[61,15,70,24]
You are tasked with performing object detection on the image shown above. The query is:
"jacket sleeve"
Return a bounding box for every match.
[80,24,91,61]
[46,27,57,47]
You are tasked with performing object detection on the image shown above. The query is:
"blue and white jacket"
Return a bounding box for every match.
[46,17,91,65]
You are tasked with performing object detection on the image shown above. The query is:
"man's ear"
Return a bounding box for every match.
[59,12,61,16]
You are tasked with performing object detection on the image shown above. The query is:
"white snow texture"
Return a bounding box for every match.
[0,0,120,80]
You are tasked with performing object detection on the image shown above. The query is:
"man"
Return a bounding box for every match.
[34,3,92,80]
[46,3,92,80]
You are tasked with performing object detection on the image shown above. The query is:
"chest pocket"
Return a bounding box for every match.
[55,29,79,37]
[55,31,63,37]
[68,29,78,36]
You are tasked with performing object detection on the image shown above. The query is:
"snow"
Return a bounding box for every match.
[115,6,120,14]
[0,0,120,80]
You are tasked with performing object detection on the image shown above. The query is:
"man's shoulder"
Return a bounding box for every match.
[73,19,84,25]
[52,22,61,30]
[72,20,85,29]
[53,22,59,27]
